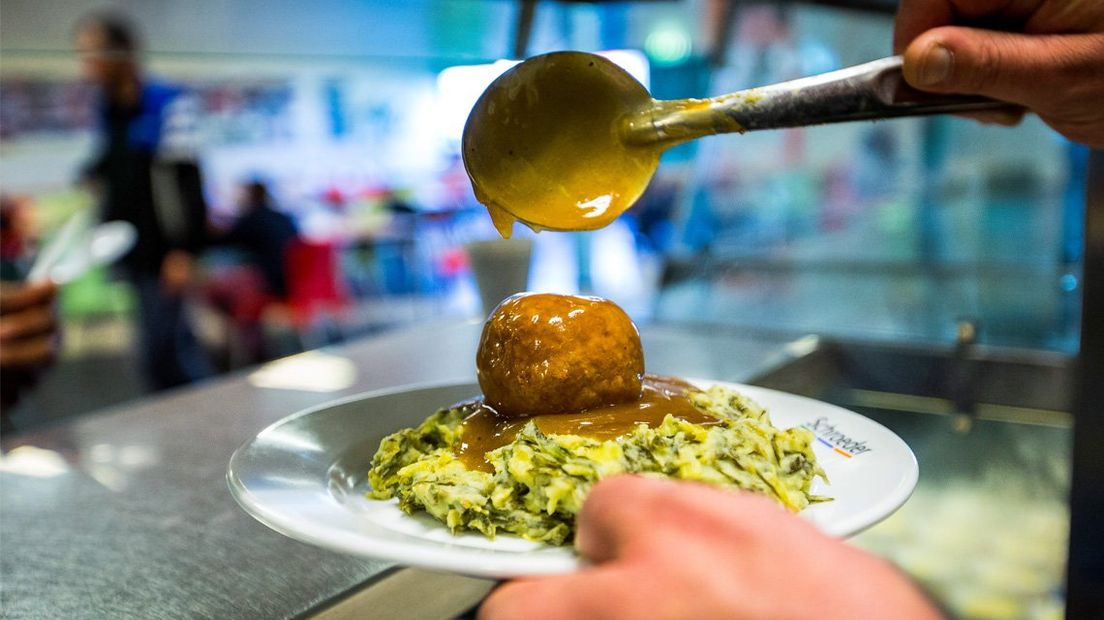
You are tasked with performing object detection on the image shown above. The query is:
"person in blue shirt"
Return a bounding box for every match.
[76,12,212,390]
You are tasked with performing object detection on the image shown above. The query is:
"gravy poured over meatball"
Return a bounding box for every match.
[460,293,718,471]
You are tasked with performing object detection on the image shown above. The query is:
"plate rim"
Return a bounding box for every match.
[228,378,918,577]
[718,382,920,538]
[227,379,585,576]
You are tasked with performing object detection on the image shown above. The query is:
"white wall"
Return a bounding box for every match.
[0,0,514,64]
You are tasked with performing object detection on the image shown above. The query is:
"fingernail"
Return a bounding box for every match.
[917,43,953,86]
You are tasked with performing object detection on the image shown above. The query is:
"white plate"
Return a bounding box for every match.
[228,379,917,578]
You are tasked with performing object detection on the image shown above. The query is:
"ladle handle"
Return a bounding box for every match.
[627,56,1020,145]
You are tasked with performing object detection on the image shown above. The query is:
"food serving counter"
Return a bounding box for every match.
[0,317,1077,618]
[0,322,793,618]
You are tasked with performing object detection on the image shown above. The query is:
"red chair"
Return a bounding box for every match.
[206,239,350,366]
[204,266,275,323]
[283,238,351,334]
[202,264,278,367]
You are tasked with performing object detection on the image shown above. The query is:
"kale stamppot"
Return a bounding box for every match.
[367,385,828,545]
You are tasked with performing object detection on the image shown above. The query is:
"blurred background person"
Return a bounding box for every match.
[75,11,212,390]
[214,180,299,300]
[204,179,301,364]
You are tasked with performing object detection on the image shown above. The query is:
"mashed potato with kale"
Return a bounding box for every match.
[368,384,827,545]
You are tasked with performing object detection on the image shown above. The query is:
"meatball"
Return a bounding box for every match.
[476,293,644,418]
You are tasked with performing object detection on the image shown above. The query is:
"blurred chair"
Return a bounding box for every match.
[203,238,351,367]
[202,263,277,368]
[282,238,351,348]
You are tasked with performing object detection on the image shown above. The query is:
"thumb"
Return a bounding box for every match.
[574,475,658,563]
[902,27,1102,110]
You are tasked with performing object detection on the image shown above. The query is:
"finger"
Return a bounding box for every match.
[0,282,57,314]
[0,306,57,341]
[0,336,55,368]
[576,476,789,564]
[893,0,953,53]
[478,569,637,620]
[893,0,1045,52]
[902,28,1104,109]
[574,475,670,564]
[956,108,1027,126]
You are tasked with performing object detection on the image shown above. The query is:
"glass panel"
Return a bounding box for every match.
[750,338,1073,619]
[854,411,1069,619]
[647,6,1085,353]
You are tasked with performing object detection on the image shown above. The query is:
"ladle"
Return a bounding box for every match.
[462,52,1016,237]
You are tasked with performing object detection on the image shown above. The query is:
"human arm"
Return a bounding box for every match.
[155,89,208,294]
[160,249,196,296]
[0,282,59,409]
[479,475,941,620]
[153,161,206,295]
[894,0,1104,147]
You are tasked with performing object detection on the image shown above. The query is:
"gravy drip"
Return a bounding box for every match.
[456,375,718,472]
[462,52,661,237]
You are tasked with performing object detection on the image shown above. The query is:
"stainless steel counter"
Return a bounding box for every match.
[0,321,793,619]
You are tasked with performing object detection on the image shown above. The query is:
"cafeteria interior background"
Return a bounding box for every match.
[1,1,1086,618]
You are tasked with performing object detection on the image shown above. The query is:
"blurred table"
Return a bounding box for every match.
[0,321,792,619]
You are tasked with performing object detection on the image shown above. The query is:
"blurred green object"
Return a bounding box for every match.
[36,190,95,232]
[33,191,136,318]
[58,265,134,319]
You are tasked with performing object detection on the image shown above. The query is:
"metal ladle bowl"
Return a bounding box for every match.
[463,51,1017,237]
